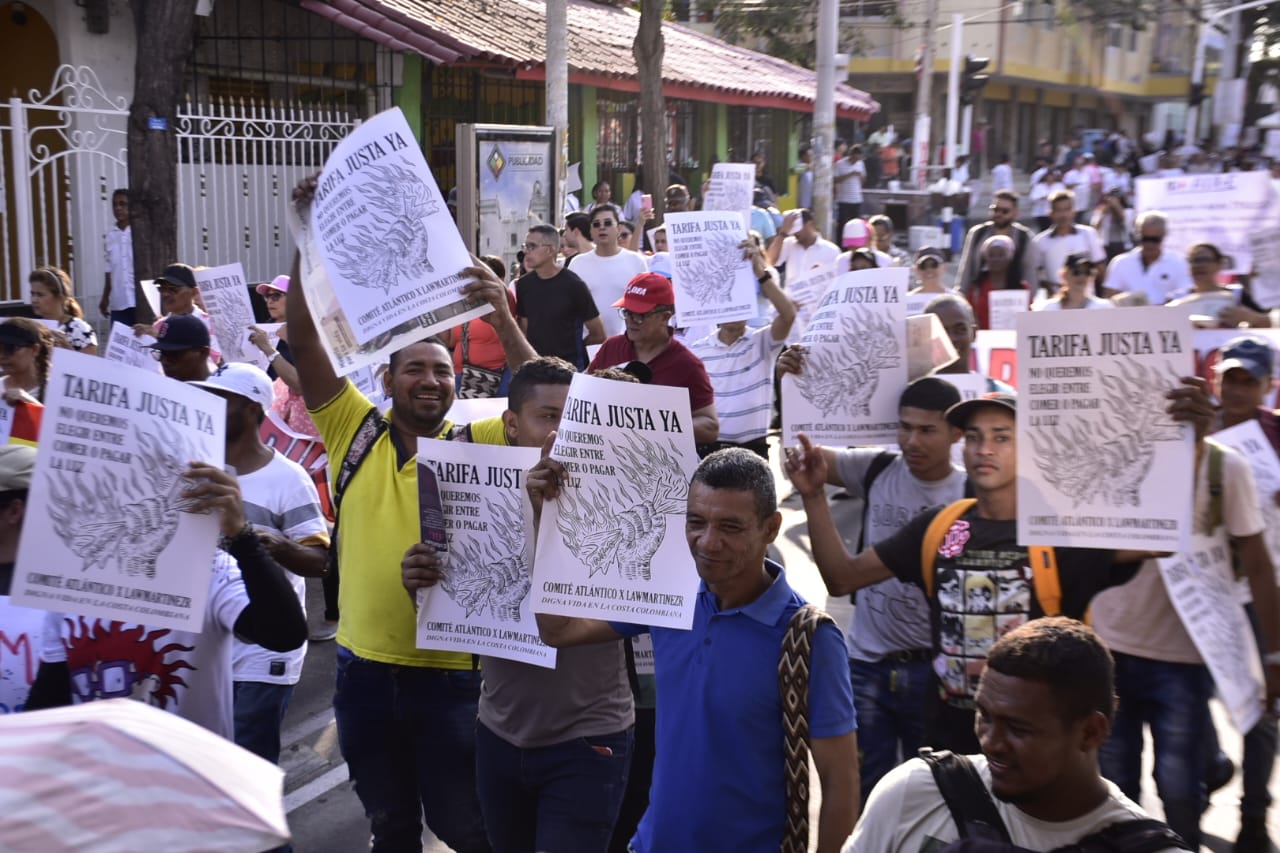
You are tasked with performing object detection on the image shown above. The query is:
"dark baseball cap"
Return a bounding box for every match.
[157,263,197,288]
[1216,336,1274,381]
[0,321,42,347]
[149,314,211,351]
[945,392,1017,428]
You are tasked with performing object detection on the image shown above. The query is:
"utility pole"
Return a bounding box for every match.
[814,0,838,237]
[945,14,963,169]
[912,0,940,187]
[545,0,568,223]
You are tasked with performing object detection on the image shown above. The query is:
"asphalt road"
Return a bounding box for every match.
[278,447,1278,851]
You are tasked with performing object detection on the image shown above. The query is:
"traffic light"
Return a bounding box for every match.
[960,55,990,107]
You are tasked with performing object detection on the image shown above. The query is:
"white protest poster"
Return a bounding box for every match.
[905,289,939,316]
[239,323,283,373]
[415,441,554,667]
[1136,171,1280,273]
[630,633,655,676]
[974,330,1018,389]
[0,403,14,445]
[906,312,958,381]
[103,322,162,374]
[139,279,161,317]
[938,372,989,401]
[780,267,909,446]
[1015,308,1194,550]
[193,264,256,365]
[785,259,839,340]
[1158,535,1265,734]
[701,162,755,224]
[12,351,225,631]
[987,289,1030,330]
[302,107,490,348]
[446,396,508,425]
[532,373,700,629]
[1248,227,1280,308]
[1212,420,1280,569]
[664,211,756,326]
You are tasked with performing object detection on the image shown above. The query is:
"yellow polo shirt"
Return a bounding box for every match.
[310,381,472,668]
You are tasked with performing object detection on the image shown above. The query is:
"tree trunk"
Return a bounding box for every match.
[633,0,667,222]
[128,0,199,322]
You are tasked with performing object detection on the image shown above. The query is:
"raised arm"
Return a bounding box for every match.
[468,261,536,372]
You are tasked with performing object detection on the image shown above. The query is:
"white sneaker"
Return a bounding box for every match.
[309,620,338,642]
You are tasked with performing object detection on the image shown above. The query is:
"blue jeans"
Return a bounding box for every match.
[850,657,932,800]
[475,721,632,853]
[333,648,489,853]
[233,680,294,763]
[1100,652,1214,849]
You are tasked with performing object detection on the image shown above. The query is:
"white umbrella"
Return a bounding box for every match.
[0,699,289,852]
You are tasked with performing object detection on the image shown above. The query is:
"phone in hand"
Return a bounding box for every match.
[641,193,653,212]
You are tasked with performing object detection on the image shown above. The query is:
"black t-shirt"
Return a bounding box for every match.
[515,267,600,369]
[873,506,1136,706]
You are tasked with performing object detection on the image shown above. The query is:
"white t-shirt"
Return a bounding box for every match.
[845,754,1176,853]
[1104,248,1193,305]
[990,163,1014,193]
[40,552,250,740]
[0,592,48,714]
[104,225,135,312]
[835,451,966,660]
[835,158,866,204]
[778,236,841,273]
[232,452,328,686]
[1091,445,1263,665]
[687,326,785,444]
[1031,226,1106,287]
[1034,295,1114,310]
[568,249,649,337]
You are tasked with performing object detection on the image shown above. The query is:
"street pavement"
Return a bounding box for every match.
[277,440,1277,852]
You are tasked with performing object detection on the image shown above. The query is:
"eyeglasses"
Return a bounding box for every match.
[521,242,550,252]
[157,284,182,295]
[916,259,941,270]
[263,291,285,302]
[1189,254,1218,264]
[618,307,665,322]
[1139,235,1163,244]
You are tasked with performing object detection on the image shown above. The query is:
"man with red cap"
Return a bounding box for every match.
[587,273,719,447]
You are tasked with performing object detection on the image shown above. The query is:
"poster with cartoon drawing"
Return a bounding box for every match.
[302,107,490,348]
[103,322,162,374]
[700,162,755,225]
[193,264,256,365]
[1159,533,1265,734]
[665,211,757,326]
[784,259,839,340]
[11,351,225,632]
[780,267,909,446]
[415,441,554,667]
[1212,419,1280,570]
[532,373,700,629]
[1015,308,1194,550]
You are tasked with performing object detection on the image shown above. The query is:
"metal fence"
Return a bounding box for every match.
[1,64,356,319]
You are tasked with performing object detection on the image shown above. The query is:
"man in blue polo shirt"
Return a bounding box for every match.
[531,447,858,852]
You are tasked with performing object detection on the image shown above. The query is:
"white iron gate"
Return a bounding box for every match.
[1,64,357,313]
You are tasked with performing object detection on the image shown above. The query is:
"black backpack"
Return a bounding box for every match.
[918,749,1192,853]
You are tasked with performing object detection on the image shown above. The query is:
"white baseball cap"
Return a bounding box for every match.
[192,362,274,408]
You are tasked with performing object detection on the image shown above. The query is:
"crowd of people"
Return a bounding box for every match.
[0,129,1276,853]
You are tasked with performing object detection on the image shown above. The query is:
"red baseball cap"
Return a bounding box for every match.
[613,273,674,312]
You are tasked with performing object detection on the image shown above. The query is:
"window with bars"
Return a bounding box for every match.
[598,96,638,172]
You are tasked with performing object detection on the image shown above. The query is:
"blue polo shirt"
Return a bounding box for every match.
[610,561,856,852]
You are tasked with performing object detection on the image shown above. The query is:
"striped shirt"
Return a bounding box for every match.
[688,327,785,444]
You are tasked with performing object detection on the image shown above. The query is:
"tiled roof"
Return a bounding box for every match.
[302,0,878,117]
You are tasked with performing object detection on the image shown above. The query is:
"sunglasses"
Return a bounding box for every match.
[618,307,665,322]
[916,258,941,270]
[263,291,285,302]
[1189,254,1218,264]
[1139,235,1163,244]
[591,220,615,229]
[989,206,1013,215]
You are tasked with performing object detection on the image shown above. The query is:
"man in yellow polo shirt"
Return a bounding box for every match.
[286,177,536,853]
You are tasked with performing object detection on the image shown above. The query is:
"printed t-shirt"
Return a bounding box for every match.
[308,380,471,668]
[232,451,330,685]
[587,335,715,412]
[844,754,1175,853]
[833,450,965,661]
[40,552,250,739]
[873,507,1126,705]
[516,267,601,368]
[0,564,46,714]
[1090,445,1263,665]
[687,327,785,443]
[609,563,856,852]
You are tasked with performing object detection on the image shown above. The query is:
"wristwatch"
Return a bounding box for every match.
[218,521,256,553]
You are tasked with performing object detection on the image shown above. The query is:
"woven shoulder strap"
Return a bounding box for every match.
[779,603,837,853]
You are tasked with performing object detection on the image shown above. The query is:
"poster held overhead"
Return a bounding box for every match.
[664,211,757,326]
[532,373,700,630]
[1015,308,1194,550]
[103,322,163,373]
[11,351,226,631]
[701,162,756,225]
[192,264,256,365]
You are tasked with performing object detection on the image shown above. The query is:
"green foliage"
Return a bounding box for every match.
[698,0,911,68]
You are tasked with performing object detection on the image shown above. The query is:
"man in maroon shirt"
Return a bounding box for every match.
[588,273,719,447]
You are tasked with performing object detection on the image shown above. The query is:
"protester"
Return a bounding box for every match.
[1101,212,1192,304]
[589,180,613,211]
[146,313,213,383]
[561,212,594,264]
[907,246,949,297]
[440,255,517,398]
[100,187,136,326]
[531,447,859,852]
[867,215,909,267]
[1034,253,1114,311]
[571,204,649,338]
[1166,243,1267,322]
[954,190,1034,293]
[587,273,719,447]
[923,294,1009,391]
[785,386,1213,752]
[840,219,893,270]
[964,235,1031,328]
[845,618,1191,853]
[688,240,795,459]
[835,146,867,238]
[766,208,840,272]
[0,446,48,713]
[663,183,691,214]
[0,318,53,403]
[249,274,319,440]
[796,144,814,210]
[29,266,97,354]
[1091,187,1134,262]
[134,262,222,361]
[1030,190,1105,299]
[1028,168,1065,232]
[27,462,308,741]
[402,357,635,853]
[281,173,535,853]
[516,224,605,370]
